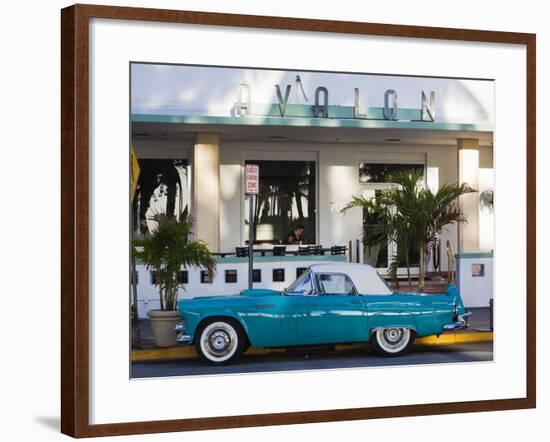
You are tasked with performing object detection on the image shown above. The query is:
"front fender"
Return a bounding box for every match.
[186,311,250,345]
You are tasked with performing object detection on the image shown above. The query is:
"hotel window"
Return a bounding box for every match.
[150,271,157,285]
[131,158,190,235]
[360,162,425,269]
[200,270,213,284]
[244,160,316,244]
[177,270,188,284]
[225,270,238,283]
[296,267,308,279]
[472,264,485,277]
[273,268,285,282]
[358,163,424,184]
[252,269,262,283]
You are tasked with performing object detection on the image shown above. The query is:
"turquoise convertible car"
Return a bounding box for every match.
[176,263,471,364]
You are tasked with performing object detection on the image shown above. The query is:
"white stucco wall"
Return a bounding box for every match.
[134,257,346,318]
[456,256,494,308]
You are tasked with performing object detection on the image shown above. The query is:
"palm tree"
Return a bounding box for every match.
[342,170,473,291]
[413,178,473,290]
[342,175,418,289]
[378,171,422,289]
[133,214,216,311]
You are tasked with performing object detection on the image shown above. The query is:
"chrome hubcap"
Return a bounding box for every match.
[209,330,231,352]
[200,322,238,362]
[377,328,411,353]
[385,328,402,342]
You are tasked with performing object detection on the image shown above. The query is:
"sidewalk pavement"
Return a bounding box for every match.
[131,307,492,362]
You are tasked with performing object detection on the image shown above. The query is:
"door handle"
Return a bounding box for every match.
[351,300,363,305]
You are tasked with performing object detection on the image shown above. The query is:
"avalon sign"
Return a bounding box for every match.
[236,83,436,122]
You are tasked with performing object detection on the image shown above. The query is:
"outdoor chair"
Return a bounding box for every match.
[235,246,249,257]
[309,245,323,255]
[298,246,311,255]
[273,245,286,256]
[331,245,347,256]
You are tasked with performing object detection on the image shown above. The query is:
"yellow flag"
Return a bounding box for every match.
[130,146,140,201]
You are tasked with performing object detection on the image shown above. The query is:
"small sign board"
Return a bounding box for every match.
[245,164,259,194]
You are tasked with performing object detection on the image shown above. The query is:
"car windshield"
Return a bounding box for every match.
[285,271,313,295]
[315,273,356,295]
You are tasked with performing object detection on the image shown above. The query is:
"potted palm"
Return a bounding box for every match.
[133,215,216,347]
[342,170,473,291]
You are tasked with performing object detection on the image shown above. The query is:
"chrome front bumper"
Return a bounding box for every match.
[177,334,191,343]
[443,311,472,331]
[175,322,191,343]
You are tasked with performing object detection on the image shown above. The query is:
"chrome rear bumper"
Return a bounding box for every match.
[443,311,472,331]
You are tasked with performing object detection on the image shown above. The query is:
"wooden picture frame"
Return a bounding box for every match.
[61,3,536,437]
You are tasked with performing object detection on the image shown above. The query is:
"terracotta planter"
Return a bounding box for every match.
[147,309,181,348]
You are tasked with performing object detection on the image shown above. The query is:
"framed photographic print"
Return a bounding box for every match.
[61,3,536,437]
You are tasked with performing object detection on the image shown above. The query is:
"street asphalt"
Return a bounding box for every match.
[131,341,493,378]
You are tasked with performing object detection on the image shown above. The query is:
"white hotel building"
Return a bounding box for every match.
[131,63,494,313]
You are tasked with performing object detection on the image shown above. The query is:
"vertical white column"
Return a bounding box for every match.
[457,138,480,253]
[193,133,220,251]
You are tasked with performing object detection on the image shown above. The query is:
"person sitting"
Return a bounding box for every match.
[286,224,305,244]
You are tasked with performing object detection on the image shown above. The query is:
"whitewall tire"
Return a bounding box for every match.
[372,327,414,357]
[195,319,245,365]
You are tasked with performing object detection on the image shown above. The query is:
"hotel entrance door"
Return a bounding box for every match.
[358,161,425,274]
[362,189,421,274]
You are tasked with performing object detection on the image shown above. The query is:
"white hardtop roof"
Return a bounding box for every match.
[309,263,393,295]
